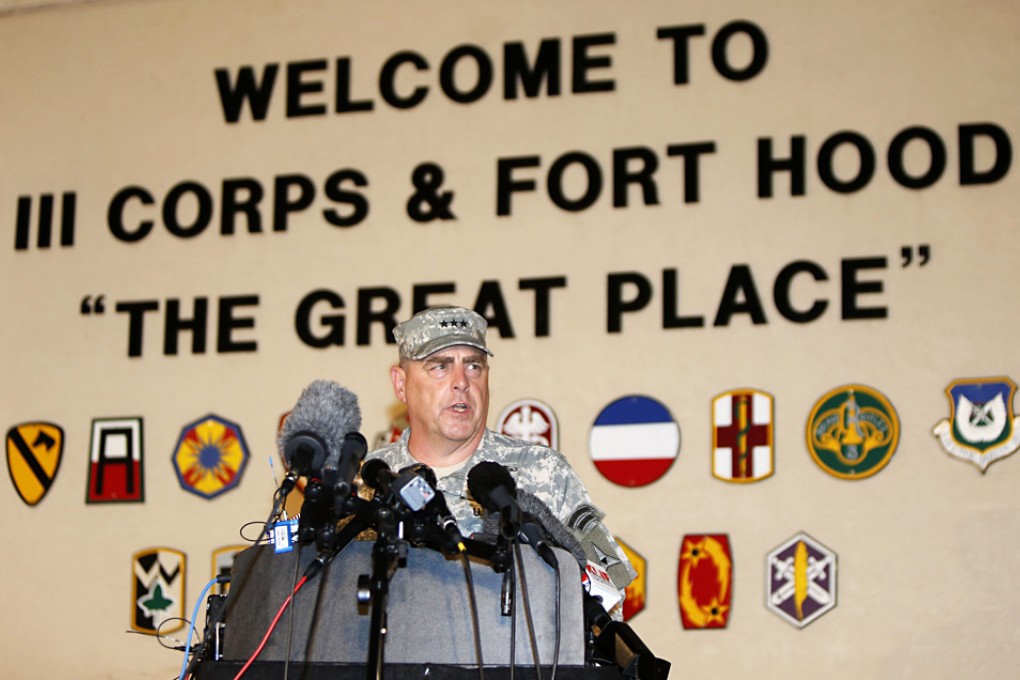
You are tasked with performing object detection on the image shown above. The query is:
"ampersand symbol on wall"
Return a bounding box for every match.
[406,163,456,222]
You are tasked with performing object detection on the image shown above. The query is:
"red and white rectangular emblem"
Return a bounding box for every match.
[712,390,773,483]
[87,417,144,503]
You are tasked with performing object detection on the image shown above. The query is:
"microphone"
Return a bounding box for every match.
[516,490,587,567]
[516,489,623,614]
[360,458,396,494]
[332,431,368,499]
[467,461,521,525]
[278,380,364,549]
[278,380,362,486]
[402,464,466,553]
[361,459,435,512]
[466,461,556,567]
[361,460,466,553]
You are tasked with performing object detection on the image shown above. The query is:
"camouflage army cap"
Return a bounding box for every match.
[394,306,494,361]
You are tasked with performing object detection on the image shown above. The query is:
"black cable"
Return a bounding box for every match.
[232,574,310,679]
[124,620,192,651]
[282,542,304,680]
[239,520,273,545]
[459,551,486,680]
[162,618,195,651]
[513,541,542,680]
[549,560,561,680]
[507,561,516,680]
[259,487,288,542]
[276,519,368,679]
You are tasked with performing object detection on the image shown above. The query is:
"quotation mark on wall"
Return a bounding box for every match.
[900,245,930,268]
[80,295,106,315]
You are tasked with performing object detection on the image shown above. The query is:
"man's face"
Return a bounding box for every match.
[391,346,490,456]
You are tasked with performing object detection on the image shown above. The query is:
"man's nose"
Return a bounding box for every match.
[451,364,469,389]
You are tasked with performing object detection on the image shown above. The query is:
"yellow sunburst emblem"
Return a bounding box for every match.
[171,414,249,498]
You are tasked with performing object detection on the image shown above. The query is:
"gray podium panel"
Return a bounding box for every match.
[195,661,623,679]
[222,541,586,666]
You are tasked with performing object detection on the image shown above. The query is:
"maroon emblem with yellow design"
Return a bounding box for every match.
[678,533,732,629]
[712,389,774,482]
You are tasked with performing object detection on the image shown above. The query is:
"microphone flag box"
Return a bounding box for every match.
[582,560,622,612]
[271,519,299,554]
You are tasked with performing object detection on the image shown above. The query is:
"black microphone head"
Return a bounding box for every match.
[360,458,392,493]
[400,463,438,486]
[467,461,517,511]
[278,380,362,474]
[343,431,368,462]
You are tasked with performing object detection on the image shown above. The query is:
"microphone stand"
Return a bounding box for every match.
[359,501,406,680]
[306,485,520,680]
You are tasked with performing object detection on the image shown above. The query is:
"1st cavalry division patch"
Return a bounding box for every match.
[932,377,1020,473]
[6,422,64,506]
[806,384,899,480]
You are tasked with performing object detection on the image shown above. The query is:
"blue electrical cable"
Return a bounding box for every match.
[177,575,222,680]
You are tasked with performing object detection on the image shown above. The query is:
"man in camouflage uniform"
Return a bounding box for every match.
[366,305,636,605]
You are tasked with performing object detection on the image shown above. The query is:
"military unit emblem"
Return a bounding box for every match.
[589,395,680,487]
[497,399,558,449]
[5,372,1013,639]
[171,414,249,499]
[86,417,144,503]
[6,421,64,506]
[678,534,733,629]
[211,545,246,594]
[806,385,899,480]
[766,532,837,628]
[712,390,774,483]
[131,547,186,634]
[371,408,409,449]
[616,538,646,622]
[932,377,1020,473]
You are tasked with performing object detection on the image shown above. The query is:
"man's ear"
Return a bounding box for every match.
[390,365,407,403]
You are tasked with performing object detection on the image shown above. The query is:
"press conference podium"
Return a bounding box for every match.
[193,540,625,679]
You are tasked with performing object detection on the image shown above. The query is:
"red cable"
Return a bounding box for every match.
[232,575,309,680]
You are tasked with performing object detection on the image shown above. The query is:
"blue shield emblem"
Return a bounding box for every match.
[933,377,1020,472]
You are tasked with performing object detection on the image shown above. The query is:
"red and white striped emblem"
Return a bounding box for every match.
[589,395,680,487]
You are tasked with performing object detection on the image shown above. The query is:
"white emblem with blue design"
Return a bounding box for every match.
[933,377,1020,472]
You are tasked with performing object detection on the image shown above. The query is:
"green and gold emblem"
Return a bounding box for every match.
[806,384,899,479]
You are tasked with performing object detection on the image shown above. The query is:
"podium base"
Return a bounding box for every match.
[223,542,586,666]
[193,661,624,679]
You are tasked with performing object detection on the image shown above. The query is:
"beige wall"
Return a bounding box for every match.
[2,1,1018,677]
